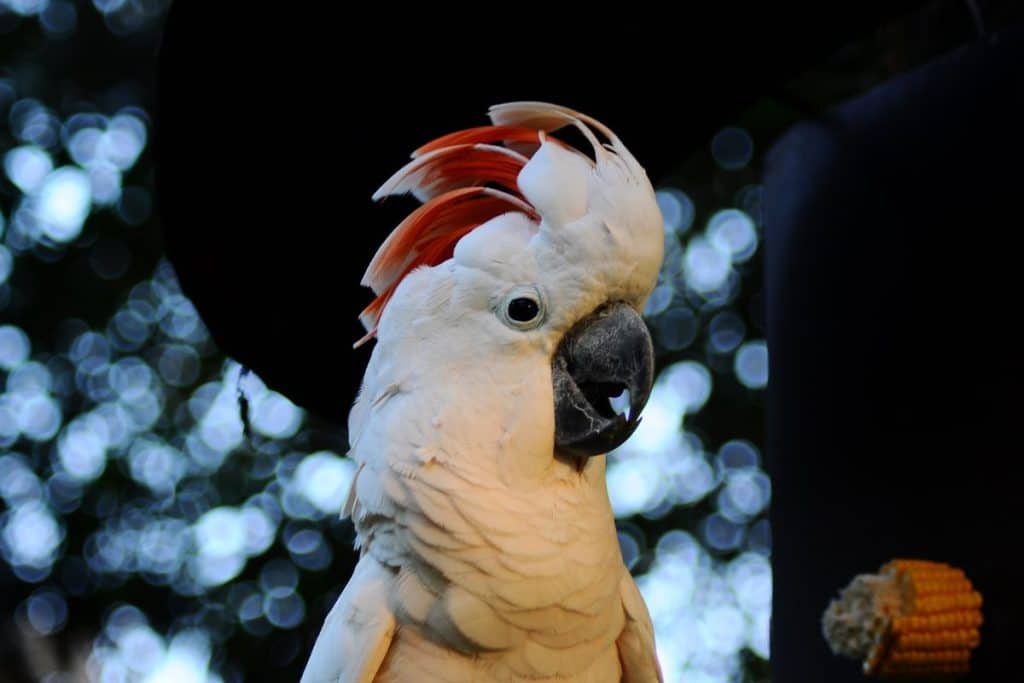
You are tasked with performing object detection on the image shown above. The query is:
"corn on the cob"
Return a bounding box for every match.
[823,559,982,679]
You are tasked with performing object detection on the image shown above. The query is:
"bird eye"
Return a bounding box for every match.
[508,298,539,322]
[499,287,545,330]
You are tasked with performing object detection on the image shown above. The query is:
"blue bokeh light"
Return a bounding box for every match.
[657,188,697,235]
[0,325,31,369]
[4,145,53,193]
[36,166,92,242]
[684,237,733,294]
[708,311,746,354]
[707,209,758,263]
[735,341,769,389]
[292,451,357,516]
[710,127,754,171]
[23,588,69,635]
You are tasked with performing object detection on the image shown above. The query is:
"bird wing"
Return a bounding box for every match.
[617,571,663,683]
[301,553,396,683]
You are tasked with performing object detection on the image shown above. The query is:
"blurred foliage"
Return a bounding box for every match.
[0,1,1015,682]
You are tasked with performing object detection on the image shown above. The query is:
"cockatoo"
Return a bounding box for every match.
[302,102,664,682]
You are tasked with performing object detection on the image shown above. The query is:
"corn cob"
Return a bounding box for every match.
[823,559,982,679]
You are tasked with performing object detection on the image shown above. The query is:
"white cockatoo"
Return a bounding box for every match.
[302,102,665,682]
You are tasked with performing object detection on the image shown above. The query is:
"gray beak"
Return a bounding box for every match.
[552,302,655,458]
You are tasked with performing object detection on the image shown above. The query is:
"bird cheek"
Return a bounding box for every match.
[495,373,555,487]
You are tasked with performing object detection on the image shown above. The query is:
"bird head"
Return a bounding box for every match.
[353,102,663,478]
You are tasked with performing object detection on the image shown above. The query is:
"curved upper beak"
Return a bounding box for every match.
[551,302,655,458]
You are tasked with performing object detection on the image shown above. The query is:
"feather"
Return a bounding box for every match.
[341,462,363,519]
[372,144,529,203]
[413,125,542,157]
[435,584,522,651]
[357,187,536,340]
[357,102,624,343]
[616,572,664,683]
[394,566,437,624]
[300,554,396,683]
[488,101,610,162]
[489,101,651,178]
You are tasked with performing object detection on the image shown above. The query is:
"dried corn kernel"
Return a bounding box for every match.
[823,559,982,679]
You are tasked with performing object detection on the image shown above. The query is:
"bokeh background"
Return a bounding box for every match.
[0,2,1010,681]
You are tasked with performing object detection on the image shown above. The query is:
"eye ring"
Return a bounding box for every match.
[498,286,546,330]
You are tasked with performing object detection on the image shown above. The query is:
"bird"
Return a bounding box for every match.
[301,102,665,683]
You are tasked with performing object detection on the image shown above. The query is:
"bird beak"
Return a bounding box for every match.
[551,302,655,459]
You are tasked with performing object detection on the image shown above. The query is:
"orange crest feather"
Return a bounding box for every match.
[357,104,602,347]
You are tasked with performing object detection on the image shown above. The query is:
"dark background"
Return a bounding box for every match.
[1,2,1019,681]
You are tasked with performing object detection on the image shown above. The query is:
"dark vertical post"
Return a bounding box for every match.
[765,27,1024,681]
